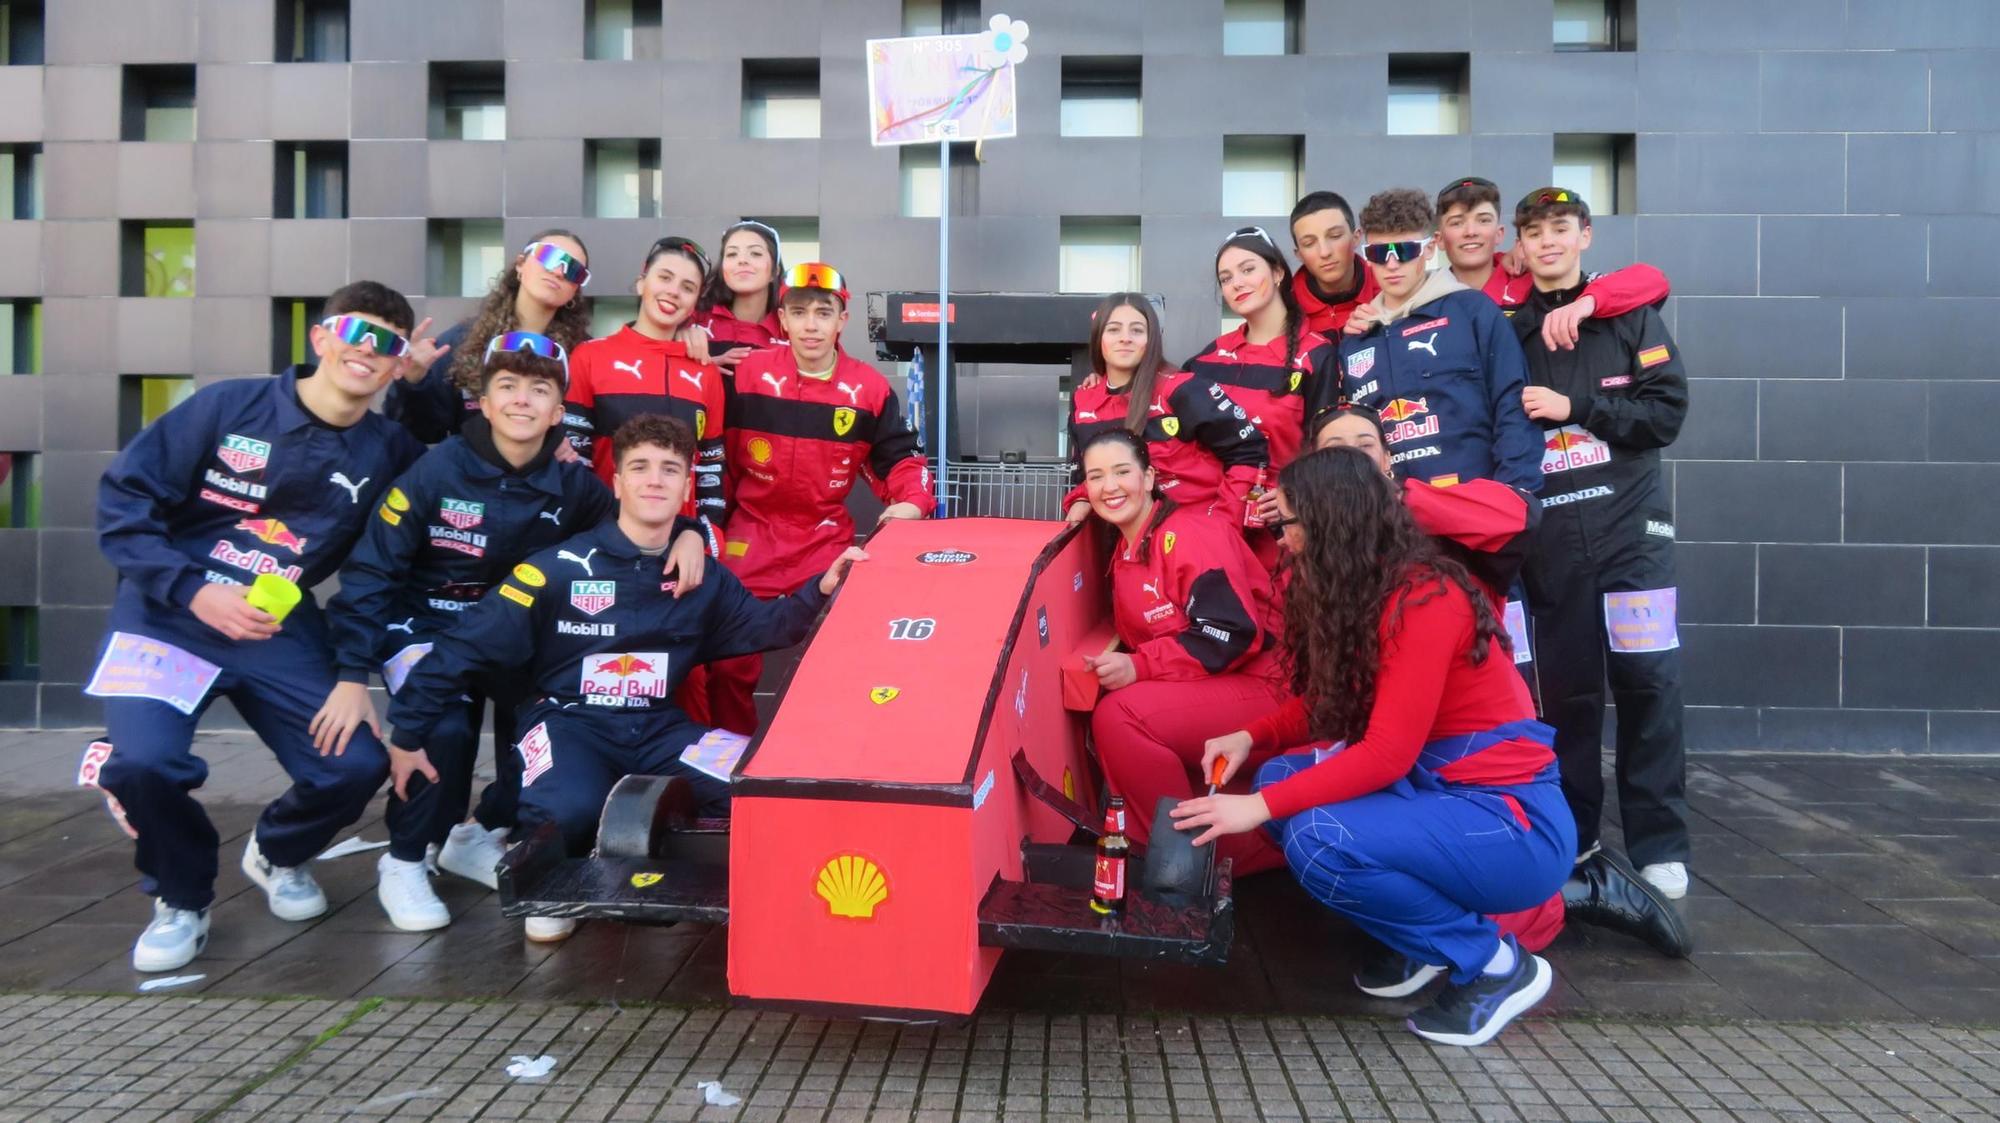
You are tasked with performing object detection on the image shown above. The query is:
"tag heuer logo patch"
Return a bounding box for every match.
[570,580,616,616]
[217,434,271,474]
[439,498,485,530]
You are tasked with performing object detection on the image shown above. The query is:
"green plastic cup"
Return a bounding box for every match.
[245,573,302,623]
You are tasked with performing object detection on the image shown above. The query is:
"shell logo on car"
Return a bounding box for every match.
[816,855,888,919]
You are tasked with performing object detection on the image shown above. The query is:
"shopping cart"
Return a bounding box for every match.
[935,459,1071,520]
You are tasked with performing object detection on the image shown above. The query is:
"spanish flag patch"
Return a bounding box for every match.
[1638,344,1671,369]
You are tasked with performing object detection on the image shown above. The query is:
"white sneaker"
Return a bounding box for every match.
[241,836,328,921]
[376,854,450,931]
[1640,861,1689,900]
[437,822,507,890]
[133,900,209,972]
[524,916,576,943]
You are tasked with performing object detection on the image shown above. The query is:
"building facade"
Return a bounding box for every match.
[0,0,1995,749]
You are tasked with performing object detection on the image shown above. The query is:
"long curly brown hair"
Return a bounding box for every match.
[1279,447,1507,743]
[448,227,595,395]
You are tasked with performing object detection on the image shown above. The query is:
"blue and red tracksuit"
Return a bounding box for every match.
[1064,369,1269,525]
[325,419,616,861]
[92,367,423,909]
[1329,288,1545,496]
[1249,578,1575,980]
[1091,503,1289,876]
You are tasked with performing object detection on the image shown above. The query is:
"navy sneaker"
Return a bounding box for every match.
[1405,936,1551,1047]
[1353,942,1447,998]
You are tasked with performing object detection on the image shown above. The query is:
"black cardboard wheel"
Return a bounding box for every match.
[1140,795,1213,905]
[596,774,698,859]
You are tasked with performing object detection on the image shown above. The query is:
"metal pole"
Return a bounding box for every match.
[935,135,951,515]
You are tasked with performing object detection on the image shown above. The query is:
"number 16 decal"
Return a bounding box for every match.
[887,617,936,641]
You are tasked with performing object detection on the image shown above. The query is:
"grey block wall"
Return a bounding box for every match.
[2,0,1995,751]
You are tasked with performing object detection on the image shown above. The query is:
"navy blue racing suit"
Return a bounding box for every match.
[91,366,422,909]
[326,417,615,860]
[387,519,831,855]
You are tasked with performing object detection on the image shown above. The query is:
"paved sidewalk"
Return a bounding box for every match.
[2,994,1996,1122]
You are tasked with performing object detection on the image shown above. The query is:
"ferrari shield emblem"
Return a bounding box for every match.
[1161,416,1180,438]
[1288,370,1303,393]
[693,408,707,439]
[833,407,857,437]
[1163,530,1177,555]
[870,686,900,705]
[630,872,663,888]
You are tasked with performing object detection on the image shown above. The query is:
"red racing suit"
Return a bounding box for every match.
[723,348,935,598]
[1184,325,1340,472]
[1109,502,1284,685]
[696,304,787,366]
[1481,256,1671,315]
[563,327,728,529]
[1064,369,1269,524]
[1293,261,1381,336]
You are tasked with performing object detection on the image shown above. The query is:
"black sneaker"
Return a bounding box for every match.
[1353,942,1447,998]
[1405,936,1551,1047]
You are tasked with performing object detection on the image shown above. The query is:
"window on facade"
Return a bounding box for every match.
[271,296,324,371]
[899,145,979,218]
[1387,54,1468,135]
[0,1,42,66]
[430,62,506,141]
[742,60,821,139]
[122,221,196,298]
[428,219,505,298]
[274,142,346,219]
[276,0,347,62]
[0,606,36,682]
[901,0,979,36]
[123,65,197,142]
[0,300,38,374]
[0,452,38,528]
[0,144,39,220]
[586,0,661,61]
[1553,133,1636,215]
[587,139,662,219]
[1223,0,1297,56]
[1555,0,1636,50]
[118,376,195,446]
[744,216,820,266]
[1060,57,1142,138]
[1222,135,1300,217]
[1059,217,1140,293]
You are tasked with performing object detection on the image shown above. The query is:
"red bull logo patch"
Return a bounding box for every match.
[209,540,304,582]
[1541,424,1612,474]
[581,651,670,706]
[236,518,309,556]
[216,433,270,474]
[1381,398,1438,444]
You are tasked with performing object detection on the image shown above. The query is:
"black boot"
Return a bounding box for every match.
[1563,850,1693,958]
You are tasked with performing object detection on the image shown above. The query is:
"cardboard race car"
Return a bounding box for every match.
[500,517,1234,1019]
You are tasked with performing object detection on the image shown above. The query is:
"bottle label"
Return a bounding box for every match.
[1093,854,1125,902]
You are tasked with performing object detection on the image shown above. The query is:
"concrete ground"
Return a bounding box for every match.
[1,729,1997,1119]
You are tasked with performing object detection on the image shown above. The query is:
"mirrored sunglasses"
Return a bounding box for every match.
[524,241,591,287]
[320,315,412,358]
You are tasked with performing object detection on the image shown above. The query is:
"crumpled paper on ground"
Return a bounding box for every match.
[696,1080,742,1107]
[506,1054,557,1079]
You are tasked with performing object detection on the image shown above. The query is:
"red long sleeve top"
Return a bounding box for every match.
[1250,575,1546,820]
[1481,258,1671,315]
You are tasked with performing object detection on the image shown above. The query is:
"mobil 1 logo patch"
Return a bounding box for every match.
[917,549,977,566]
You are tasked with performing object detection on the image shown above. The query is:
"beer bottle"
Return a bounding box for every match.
[1243,465,1269,528]
[1090,796,1130,916]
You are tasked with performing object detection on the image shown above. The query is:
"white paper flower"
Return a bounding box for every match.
[982,14,1029,67]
